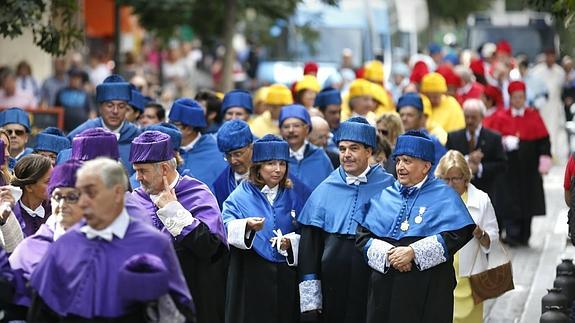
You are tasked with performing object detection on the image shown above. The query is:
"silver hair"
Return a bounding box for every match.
[77,157,128,191]
[152,158,178,171]
[454,65,474,83]
[462,98,486,116]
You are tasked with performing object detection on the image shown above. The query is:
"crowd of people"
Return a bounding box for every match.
[0,39,567,322]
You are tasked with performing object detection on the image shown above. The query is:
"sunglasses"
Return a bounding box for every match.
[6,129,26,136]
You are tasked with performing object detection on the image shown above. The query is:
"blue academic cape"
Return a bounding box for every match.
[297,165,394,235]
[359,176,474,242]
[211,165,312,211]
[180,134,227,188]
[8,148,33,170]
[221,181,309,263]
[288,144,334,191]
[60,118,141,175]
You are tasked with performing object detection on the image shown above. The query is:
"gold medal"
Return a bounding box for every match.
[400,220,409,231]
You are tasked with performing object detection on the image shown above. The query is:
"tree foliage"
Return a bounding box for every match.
[528,0,575,27]
[0,0,82,56]
[427,0,493,24]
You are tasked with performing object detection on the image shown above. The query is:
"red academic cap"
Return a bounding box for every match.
[436,64,461,87]
[410,61,429,84]
[469,59,485,77]
[303,61,319,75]
[496,40,512,55]
[507,81,526,94]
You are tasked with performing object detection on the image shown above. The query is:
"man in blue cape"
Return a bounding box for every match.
[297,117,394,323]
[62,74,140,175]
[0,107,33,170]
[169,98,227,187]
[129,130,228,323]
[279,104,333,190]
[356,130,475,323]
[212,119,254,209]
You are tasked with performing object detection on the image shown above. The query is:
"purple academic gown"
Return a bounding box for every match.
[131,174,228,323]
[13,200,51,237]
[29,217,192,320]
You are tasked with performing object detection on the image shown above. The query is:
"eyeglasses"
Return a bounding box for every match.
[6,129,25,136]
[51,192,81,204]
[442,176,465,184]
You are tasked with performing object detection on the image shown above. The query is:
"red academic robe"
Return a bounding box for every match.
[486,107,551,244]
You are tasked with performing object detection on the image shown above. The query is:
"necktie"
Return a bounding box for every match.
[346,175,368,185]
[468,132,476,153]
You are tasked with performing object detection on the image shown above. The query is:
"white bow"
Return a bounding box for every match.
[269,229,288,256]
[81,226,114,241]
[346,175,368,185]
[290,151,304,161]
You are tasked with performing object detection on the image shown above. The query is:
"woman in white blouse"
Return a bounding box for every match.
[435,150,500,323]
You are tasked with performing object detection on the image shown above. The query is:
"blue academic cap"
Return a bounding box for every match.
[252,134,289,163]
[168,98,207,128]
[0,107,30,131]
[314,88,342,108]
[391,130,435,164]
[34,127,70,154]
[95,74,131,103]
[217,119,253,153]
[222,90,253,114]
[279,104,312,131]
[336,116,377,148]
[397,93,424,112]
[144,123,182,151]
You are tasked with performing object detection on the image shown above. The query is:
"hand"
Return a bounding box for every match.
[280,237,291,251]
[0,187,15,221]
[468,150,484,164]
[155,176,178,209]
[388,246,415,271]
[468,161,479,174]
[246,217,265,232]
[473,225,484,240]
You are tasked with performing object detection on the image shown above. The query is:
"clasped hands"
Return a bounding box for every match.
[388,246,415,272]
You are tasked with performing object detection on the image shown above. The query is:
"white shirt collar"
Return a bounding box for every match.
[181,133,202,152]
[465,125,482,142]
[511,107,525,117]
[149,175,179,204]
[290,141,308,161]
[413,175,428,190]
[80,208,130,241]
[234,172,248,184]
[14,149,28,160]
[20,201,45,219]
[261,185,279,206]
[102,121,123,140]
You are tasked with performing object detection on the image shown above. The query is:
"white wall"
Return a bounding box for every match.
[0,29,54,82]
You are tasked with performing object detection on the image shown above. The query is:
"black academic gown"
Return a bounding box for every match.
[356,227,473,323]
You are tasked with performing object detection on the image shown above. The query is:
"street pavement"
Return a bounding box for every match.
[484,163,570,323]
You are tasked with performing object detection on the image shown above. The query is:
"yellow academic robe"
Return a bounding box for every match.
[248,111,280,138]
[429,95,465,133]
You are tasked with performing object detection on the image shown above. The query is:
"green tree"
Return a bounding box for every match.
[0,0,82,56]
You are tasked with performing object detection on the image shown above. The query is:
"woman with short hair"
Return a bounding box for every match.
[222,134,309,323]
[435,150,500,323]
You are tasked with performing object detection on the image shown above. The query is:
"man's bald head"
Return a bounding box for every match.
[308,116,330,148]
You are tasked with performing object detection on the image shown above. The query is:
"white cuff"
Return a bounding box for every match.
[227,219,253,250]
[367,239,394,274]
[476,163,483,179]
[410,235,447,271]
[284,232,300,266]
[299,280,322,312]
[156,201,197,237]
